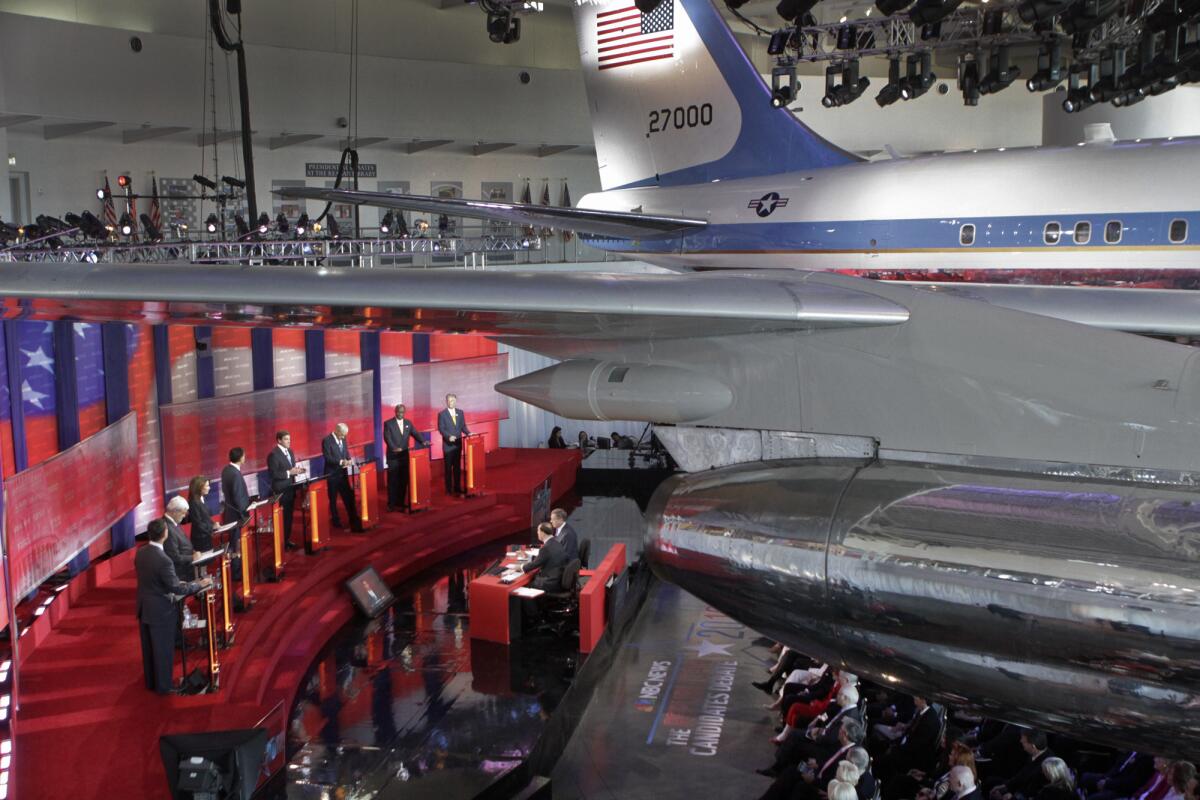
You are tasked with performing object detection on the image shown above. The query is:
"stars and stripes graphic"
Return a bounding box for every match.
[149,174,162,233]
[101,176,118,231]
[596,2,674,71]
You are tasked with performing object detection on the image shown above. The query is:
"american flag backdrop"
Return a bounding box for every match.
[596,2,674,71]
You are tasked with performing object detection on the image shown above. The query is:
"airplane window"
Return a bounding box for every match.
[959,224,975,246]
[1043,222,1061,245]
[1169,219,1188,244]
[1105,220,1122,244]
[1073,221,1091,245]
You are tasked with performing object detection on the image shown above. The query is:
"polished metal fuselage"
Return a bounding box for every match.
[646,458,1200,756]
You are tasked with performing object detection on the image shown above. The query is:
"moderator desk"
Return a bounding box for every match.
[469,548,539,645]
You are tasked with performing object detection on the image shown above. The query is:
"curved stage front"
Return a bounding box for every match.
[16,448,580,800]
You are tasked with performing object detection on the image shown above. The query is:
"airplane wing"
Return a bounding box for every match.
[0,261,909,338]
[273,187,705,239]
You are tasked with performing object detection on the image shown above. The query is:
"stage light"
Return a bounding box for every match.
[1087,48,1126,103]
[327,216,341,238]
[823,60,870,106]
[234,214,250,237]
[64,212,83,229]
[257,212,270,234]
[1018,0,1076,23]
[118,213,134,238]
[116,174,130,189]
[767,28,792,55]
[312,222,322,233]
[1026,40,1065,91]
[487,10,521,43]
[78,211,107,239]
[822,64,841,107]
[380,211,394,235]
[771,62,799,108]
[276,213,290,235]
[205,213,219,235]
[296,213,310,237]
[875,56,903,106]
[909,0,962,25]
[36,215,70,235]
[979,46,1021,94]
[959,55,981,105]
[1062,61,1099,111]
[1062,0,1122,35]
[776,0,819,22]
[900,51,936,100]
[193,174,218,191]
[771,85,795,107]
[139,214,162,242]
[221,175,246,189]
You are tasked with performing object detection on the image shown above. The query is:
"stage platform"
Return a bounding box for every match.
[551,578,778,799]
[15,448,580,800]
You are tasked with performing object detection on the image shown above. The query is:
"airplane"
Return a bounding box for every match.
[3,0,1200,758]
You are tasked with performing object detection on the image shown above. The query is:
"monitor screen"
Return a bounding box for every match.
[344,566,394,618]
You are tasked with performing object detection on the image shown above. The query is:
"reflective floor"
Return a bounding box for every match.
[286,543,579,799]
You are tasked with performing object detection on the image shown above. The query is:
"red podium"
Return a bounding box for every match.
[357,462,380,530]
[463,434,487,497]
[408,448,431,511]
[307,481,330,551]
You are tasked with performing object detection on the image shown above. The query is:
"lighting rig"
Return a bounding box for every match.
[751,0,1200,108]
[477,0,543,44]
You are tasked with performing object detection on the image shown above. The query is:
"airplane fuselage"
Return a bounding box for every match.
[579,137,1200,272]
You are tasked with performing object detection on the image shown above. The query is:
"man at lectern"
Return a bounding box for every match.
[384,403,425,511]
[221,447,251,555]
[137,519,211,695]
[322,422,364,532]
[267,430,306,550]
[437,393,470,494]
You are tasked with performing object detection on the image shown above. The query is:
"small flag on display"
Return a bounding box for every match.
[149,175,162,233]
[596,2,674,71]
[540,180,553,238]
[560,180,573,243]
[128,191,139,241]
[101,176,117,231]
[520,180,534,238]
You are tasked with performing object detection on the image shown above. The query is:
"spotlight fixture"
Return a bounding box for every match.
[1026,40,1065,91]
[875,56,903,106]
[36,215,70,235]
[276,213,290,235]
[118,213,135,238]
[380,211,394,235]
[327,216,341,238]
[234,214,250,237]
[770,62,799,108]
[78,211,108,239]
[116,174,131,189]
[908,0,962,26]
[1086,48,1126,103]
[1061,0,1122,35]
[193,174,219,191]
[771,85,795,107]
[1061,62,1100,112]
[486,10,521,43]
[900,51,936,100]
[96,186,110,201]
[979,46,1021,94]
[64,212,84,229]
[767,28,794,56]
[139,213,162,242]
[257,212,271,234]
[959,54,981,105]
[295,213,310,237]
[221,176,246,189]
[776,0,819,22]
[205,213,219,235]
[824,60,870,107]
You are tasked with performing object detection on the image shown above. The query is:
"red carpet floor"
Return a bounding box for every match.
[15,448,579,800]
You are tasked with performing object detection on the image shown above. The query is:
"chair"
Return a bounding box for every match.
[539,558,582,635]
[577,538,591,570]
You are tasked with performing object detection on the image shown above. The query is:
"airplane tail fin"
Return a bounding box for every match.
[572,0,859,190]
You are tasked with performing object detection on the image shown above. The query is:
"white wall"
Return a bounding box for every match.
[1041,86,1200,145]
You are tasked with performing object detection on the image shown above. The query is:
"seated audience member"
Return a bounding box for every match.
[1036,758,1076,800]
[887,732,974,800]
[768,684,862,775]
[754,646,809,695]
[1129,757,1173,800]
[1166,763,1197,800]
[848,746,878,800]
[975,724,1029,783]
[989,730,1054,800]
[771,661,834,713]
[187,475,215,551]
[548,426,567,449]
[830,778,861,800]
[877,696,943,783]
[950,765,983,800]
[759,717,866,797]
[577,430,590,450]
[1081,752,1155,800]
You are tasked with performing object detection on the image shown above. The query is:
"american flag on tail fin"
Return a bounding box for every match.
[596,2,674,71]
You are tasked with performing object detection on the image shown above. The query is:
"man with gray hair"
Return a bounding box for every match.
[847,747,877,800]
[162,495,195,581]
[322,422,364,533]
[950,765,982,800]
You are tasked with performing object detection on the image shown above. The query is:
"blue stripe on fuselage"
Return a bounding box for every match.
[583,210,1200,253]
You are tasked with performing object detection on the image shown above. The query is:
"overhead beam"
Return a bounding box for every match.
[0,114,40,129]
[537,144,578,158]
[269,133,322,150]
[342,137,388,149]
[44,121,113,140]
[122,126,189,145]
[196,130,247,147]
[405,139,453,154]
[473,141,516,156]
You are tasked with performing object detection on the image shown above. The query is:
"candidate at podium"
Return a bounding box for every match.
[137,518,211,694]
[267,430,305,550]
[186,475,215,552]
[221,447,251,552]
[437,393,470,494]
[322,423,364,532]
[522,522,569,591]
[162,496,195,580]
[384,403,425,511]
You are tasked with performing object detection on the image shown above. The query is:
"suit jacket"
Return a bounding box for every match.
[954,788,983,800]
[221,463,251,523]
[1003,750,1055,799]
[187,496,215,551]
[555,523,580,561]
[810,702,864,757]
[384,417,423,456]
[162,517,195,580]
[322,434,352,482]
[522,536,569,591]
[437,408,470,447]
[136,543,201,626]
[857,771,878,800]
[816,744,855,784]
[267,445,298,495]
[1103,753,1155,798]
[896,706,942,771]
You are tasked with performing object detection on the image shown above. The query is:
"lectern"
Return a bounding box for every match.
[463,433,487,497]
[408,448,431,511]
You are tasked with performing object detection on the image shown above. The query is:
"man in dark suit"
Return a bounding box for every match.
[1082,752,1155,800]
[989,730,1053,800]
[321,423,364,533]
[522,522,569,591]
[760,718,866,800]
[162,496,195,580]
[878,696,943,781]
[436,393,470,494]
[549,507,580,562]
[221,447,251,554]
[384,404,424,511]
[137,519,211,694]
[267,430,306,550]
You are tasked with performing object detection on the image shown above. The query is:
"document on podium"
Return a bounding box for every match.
[213,520,239,536]
[513,587,545,598]
[192,548,225,568]
[294,459,311,484]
